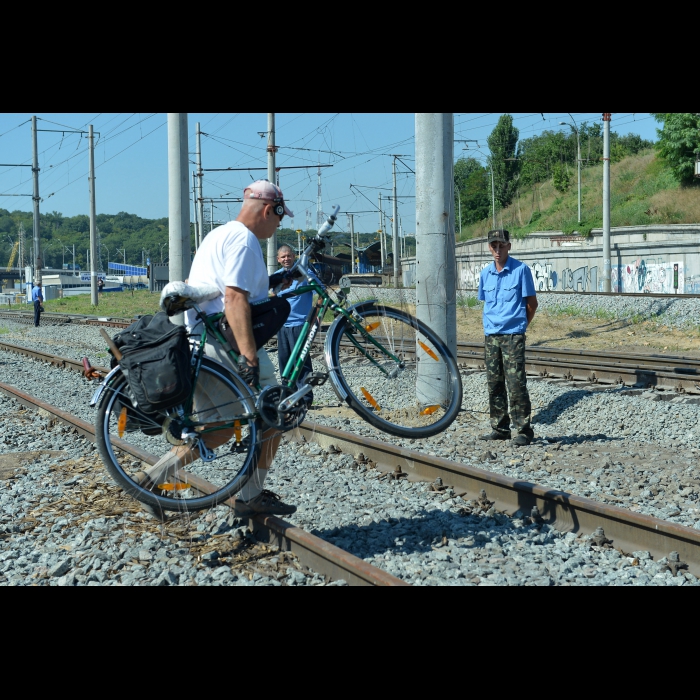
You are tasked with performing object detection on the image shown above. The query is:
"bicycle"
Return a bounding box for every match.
[91,206,463,512]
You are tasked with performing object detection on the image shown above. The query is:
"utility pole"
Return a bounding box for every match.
[167,114,191,308]
[317,163,323,227]
[489,159,496,229]
[267,112,278,274]
[378,193,385,268]
[88,125,98,306]
[602,112,611,292]
[191,171,199,251]
[195,122,204,247]
[31,116,41,286]
[348,214,355,274]
[415,113,456,405]
[210,201,214,232]
[392,159,400,286]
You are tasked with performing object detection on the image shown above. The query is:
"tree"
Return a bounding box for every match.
[552,162,571,193]
[651,113,700,184]
[454,157,490,227]
[486,114,520,212]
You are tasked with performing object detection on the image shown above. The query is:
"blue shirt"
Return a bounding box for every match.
[31,286,43,302]
[277,267,321,327]
[478,257,536,335]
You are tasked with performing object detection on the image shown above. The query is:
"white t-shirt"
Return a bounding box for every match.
[185,220,268,330]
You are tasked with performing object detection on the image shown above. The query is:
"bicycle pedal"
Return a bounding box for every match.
[307,372,328,387]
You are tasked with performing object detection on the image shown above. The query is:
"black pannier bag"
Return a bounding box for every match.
[111,312,193,417]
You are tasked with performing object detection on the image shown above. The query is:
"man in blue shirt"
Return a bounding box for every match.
[275,244,321,407]
[31,281,43,327]
[477,229,538,446]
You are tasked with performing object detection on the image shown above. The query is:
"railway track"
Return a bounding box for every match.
[2,340,700,577]
[0,380,405,587]
[3,304,700,392]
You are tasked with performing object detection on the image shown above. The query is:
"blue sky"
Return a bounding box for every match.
[0,113,658,235]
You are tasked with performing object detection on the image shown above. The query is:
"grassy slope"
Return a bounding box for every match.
[42,290,161,318]
[459,151,700,241]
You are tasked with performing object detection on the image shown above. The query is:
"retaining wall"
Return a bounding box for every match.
[401,224,700,294]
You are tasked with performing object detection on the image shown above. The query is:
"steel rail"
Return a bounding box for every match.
[3,342,700,573]
[0,381,406,587]
[292,423,700,575]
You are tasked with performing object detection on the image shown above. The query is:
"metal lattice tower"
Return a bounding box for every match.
[306,209,312,231]
[316,163,323,227]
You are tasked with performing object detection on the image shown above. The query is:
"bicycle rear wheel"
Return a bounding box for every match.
[95,358,262,513]
[324,303,462,438]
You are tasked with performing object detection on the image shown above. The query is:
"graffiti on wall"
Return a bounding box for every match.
[530,262,557,291]
[611,259,684,294]
[459,262,489,289]
[456,255,686,294]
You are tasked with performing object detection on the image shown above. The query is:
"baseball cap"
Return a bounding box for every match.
[487,229,510,244]
[243,179,294,217]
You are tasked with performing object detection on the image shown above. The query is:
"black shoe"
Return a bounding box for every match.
[512,434,533,446]
[479,430,511,441]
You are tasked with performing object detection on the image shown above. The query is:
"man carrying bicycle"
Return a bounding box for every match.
[182,179,298,516]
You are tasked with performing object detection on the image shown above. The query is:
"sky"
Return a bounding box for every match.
[0,112,659,236]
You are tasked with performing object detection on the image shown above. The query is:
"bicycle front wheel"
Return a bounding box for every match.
[324,303,462,438]
[95,358,262,513]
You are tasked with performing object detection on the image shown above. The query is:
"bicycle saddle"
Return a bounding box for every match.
[160,281,221,316]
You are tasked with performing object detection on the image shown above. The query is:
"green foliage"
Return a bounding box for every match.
[552,163,571,193]
[651,113,700,185]
[454,157,490,227]
[487,114,520,212]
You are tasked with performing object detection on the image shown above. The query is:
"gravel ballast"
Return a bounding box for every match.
[2,292,700,585]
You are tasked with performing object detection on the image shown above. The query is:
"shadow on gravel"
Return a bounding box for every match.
[532,388,598,425]
[313,508,541,561]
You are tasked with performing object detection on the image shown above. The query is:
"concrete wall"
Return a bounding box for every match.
[402,224,700,294]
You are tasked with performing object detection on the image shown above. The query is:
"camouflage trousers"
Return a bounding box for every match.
[484,333,533,437]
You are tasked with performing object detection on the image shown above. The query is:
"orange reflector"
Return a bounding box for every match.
[360,387,381,411]
[157,483,192,491]
[117,406,128,438]
[418,340,439,361]
[234,420,242,443]
[365,322,380,332]
[421,405,440,415]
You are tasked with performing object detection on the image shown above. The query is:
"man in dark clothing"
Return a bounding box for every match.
[477,229,538,446]
[31,282,43,327]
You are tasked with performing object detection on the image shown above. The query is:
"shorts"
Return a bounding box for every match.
[188,331,276,425]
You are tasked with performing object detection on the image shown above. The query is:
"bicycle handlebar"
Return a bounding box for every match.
[272,205,340,294]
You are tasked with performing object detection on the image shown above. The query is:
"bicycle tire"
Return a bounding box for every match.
[95,357,262,512]
[324,302,462,438]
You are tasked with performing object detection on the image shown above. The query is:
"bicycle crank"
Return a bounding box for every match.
[256,385,308,431]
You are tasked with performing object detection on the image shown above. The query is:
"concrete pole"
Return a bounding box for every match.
[348,214,355,274]
[378,194,384,268]
[415,113,456,405]
[392,158,400,287]
[195,122,204,246]
[266,112,277,274]
[577,130,582,224]
[602,113,611,292]
[88,125,98,306]
[191,171,198,251]
[167,114,191,298]
[31,116,41,286]
[210,201,214,232]
[490,160,496,229]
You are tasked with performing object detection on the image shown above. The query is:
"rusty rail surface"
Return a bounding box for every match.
[0,381,406,587]
[3,341,700,574]
[292,423,700,575]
